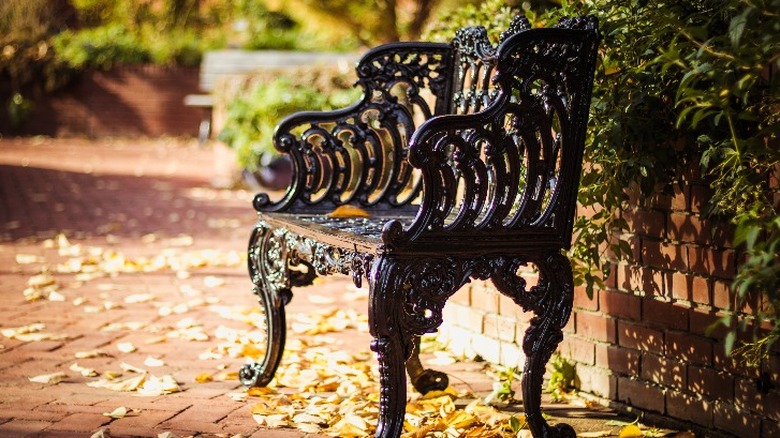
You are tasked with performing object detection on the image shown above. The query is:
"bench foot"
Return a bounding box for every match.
[406,337,449,394]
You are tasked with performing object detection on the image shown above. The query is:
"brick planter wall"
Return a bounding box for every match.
[0,65,202,137]
[439,171,780,437]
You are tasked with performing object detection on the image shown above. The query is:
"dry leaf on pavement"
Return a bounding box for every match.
[102,406,128,419]
[29,371,67,384]
[619,424,644,438]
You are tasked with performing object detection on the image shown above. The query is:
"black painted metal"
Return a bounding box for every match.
[240,15,600,438]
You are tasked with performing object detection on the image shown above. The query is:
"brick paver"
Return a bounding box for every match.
[0,137,631,437]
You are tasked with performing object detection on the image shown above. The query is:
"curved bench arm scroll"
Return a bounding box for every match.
[255,42,454,214]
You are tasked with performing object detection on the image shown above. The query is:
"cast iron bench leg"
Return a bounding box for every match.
[369,256,410,438]
[239,223,293,387]
[497,253,576,438]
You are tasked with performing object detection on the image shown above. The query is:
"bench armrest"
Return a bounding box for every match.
[386,23,599,250]
[254,42,454,213]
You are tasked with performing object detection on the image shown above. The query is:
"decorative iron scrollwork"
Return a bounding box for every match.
[243,14,599,438]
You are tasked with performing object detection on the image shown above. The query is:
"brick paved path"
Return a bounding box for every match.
[0,137,630,438]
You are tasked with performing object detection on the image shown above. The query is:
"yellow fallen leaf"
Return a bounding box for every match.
[144,356,165,367]
[28,272,57,288]
[16,254,44,264]
[203,276,224,288]
[1,323,66,342]
[2,323,44,338]
[327,205,371,218]
[124,294,155,304]
[70,363,99,377]
[619,424,644,438]
[195,373,213,383]
[297,423,322,434]
[330,417,369,437]
[29,371,67,384]
[246,386,275,396]
[103,406,128,419]
[88,374,146,392]
[138,374,180,396]
[90,429,110,438]
[117,342,136,353]
[145,336,167,344]
[120,362,146,373]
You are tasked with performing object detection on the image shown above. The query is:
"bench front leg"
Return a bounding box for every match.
[369,255,477,437]
[494,253,576,438]
[369,256,412,438]
[239,221,294,388]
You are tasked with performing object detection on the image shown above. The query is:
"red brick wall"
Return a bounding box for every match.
[0,65,202,137]
[441,170,780,437]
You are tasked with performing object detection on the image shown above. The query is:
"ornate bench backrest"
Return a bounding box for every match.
[385,16,600,251]
[260,16,599,245]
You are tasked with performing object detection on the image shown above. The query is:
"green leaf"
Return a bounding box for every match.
[508,415,522,433]
[728,9,750,47]
[725,332,737,355]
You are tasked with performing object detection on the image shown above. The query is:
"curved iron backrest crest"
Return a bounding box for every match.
[390,15,600,252]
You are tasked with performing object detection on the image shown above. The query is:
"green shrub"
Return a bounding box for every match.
[52,24,150,70]
[218,72,361,171]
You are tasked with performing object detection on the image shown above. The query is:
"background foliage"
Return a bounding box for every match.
[217,69,361,171]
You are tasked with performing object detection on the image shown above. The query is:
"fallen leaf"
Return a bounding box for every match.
[88,374,146,392]
[253,413,289,428]
[227,392,248,401]
[16,254,45,264]
[117,342,136,353]
[619,424,644,438]
[27,272,57,288]
[158,432,179,438]
[246,386,275,396]
[124,294,155,304]
[120,362,146,373]
[137,374,180,396]
[328,205,371,218]
[29,371,67,384]
[1,323,68,342]
[297,423,322,434]
[70,363,99,377]
[90,429,110,438]
[203,276,224,288]
[2,323,44,337]
[103,406,128,419]
[144,356,165,367]
[195,373,213,383]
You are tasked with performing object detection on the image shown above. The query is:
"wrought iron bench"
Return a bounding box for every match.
[238,15,599,438]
